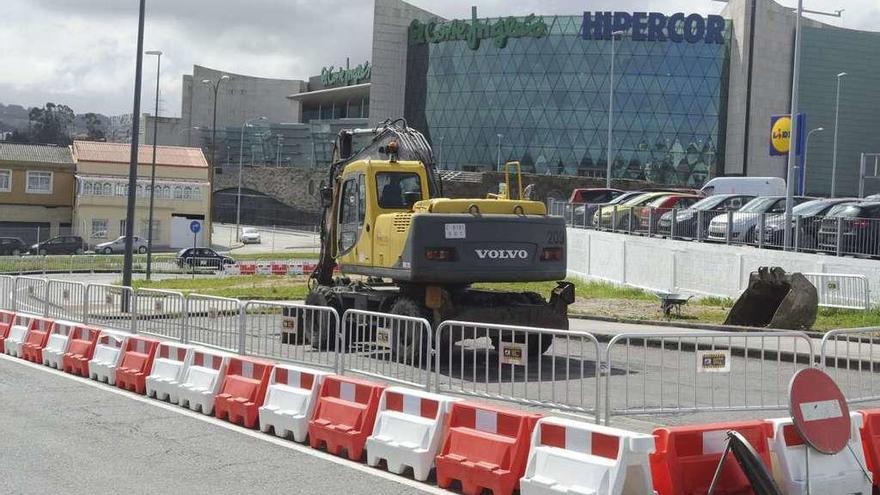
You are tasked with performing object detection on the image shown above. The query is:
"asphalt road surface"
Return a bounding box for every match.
[213,223,319,254]
[0,354,440,495]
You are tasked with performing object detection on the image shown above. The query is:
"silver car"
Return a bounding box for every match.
[95,236,149,254]
[707,196,812,243]
[240,227,262,244]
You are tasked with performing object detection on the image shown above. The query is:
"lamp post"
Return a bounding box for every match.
[802,127,824,195]
[144,50,161,281]
[202,74,230,241]
[496,133,503,172]
[237,116,267,241]
[831,72,847,197]
[607,30,625,188]
[783,0,804,251]
[121,0,145,291]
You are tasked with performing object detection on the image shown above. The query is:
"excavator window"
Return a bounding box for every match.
[377,172,422,209]
[338,177,361,253]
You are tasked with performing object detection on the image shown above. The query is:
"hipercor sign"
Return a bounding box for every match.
[581,12,726,44]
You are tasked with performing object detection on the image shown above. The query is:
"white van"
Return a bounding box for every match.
[699,177,786,196]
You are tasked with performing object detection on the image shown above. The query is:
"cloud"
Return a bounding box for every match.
[0,0,876,116]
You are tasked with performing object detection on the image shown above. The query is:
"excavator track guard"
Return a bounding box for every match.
[724,267,818,330]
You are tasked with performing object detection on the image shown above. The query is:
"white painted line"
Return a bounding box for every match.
[0,352,446,494]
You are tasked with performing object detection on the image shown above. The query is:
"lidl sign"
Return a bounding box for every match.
[581,12,726,44]
[770,115,792,155]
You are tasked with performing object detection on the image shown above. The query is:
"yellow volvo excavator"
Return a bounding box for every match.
[301,120,574,360]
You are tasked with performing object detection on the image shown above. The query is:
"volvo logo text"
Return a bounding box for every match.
[475,249,529,260]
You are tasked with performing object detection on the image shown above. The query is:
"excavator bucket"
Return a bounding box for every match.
[724,267,818,330]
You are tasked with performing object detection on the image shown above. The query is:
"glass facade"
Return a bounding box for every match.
[405,15,731,185]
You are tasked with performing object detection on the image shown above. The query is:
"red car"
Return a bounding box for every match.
[567,188,624,204]
[636,194,702,232]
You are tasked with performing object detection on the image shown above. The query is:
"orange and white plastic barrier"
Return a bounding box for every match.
[214,357,273,428]
[41,320,81,369]
[20,316,55,363]
[88,331,129,385]
[366,387,460,481]
[177,349,229,414]
[0,310,16,353]
[308,375,385,461]
[62,326,101,377]
[5,314,44,358]
[258,364,330,442]
[520,417,656,495]
[767,413,872,495]
[115,336,159,394]
[146,342,192,403]
[436,402,541,495]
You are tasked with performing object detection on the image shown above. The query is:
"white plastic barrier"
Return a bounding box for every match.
[4,314,35,357]
[520,417,656,495]
[258,364,330,442]
[88,331,129,385]
[146,342,192,403]
[176,349,229,415]
[366,387,460,481]
[767,413,872,495]
[41,320,79,369]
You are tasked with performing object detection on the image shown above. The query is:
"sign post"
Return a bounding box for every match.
[189,220,201,279]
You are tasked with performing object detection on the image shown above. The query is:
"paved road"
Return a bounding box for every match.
[213,223,319,254]
[0,354,439,495]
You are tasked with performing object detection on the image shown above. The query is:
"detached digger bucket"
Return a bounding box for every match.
[724,267,818,330]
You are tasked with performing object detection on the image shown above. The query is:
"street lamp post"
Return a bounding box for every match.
[121,0,145,291]
[496,134,503,171]
[802,127,825,195]
[831,72,847,197]
[144,50,162,281]
[202,74,230,242]
[607,30,625,189]
[783,0,804,251]
[237,116,267,241]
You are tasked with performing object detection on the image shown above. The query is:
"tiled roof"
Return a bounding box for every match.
[0,142,75,165]
[72,140,208,168]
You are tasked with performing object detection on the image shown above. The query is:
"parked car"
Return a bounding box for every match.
[175,247,235,270]
[635,194,702,232]
[866,194,880,202]
[699,177,786,196]
[657,194,754,238]
[571,190,643,226]
[568,188,623,204]
[0,237,28,256]
[29,236,85,255]
[817,202,880,257]
[592,192,676,229]
[239,227,262,244]
[706,196,812,243]
[95,236,149,254]
[757,198,860,249]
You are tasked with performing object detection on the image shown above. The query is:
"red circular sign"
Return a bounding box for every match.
[789,368,850,455]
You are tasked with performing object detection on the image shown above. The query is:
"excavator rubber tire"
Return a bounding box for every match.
[303,286,344,351]
[389,297,431,368]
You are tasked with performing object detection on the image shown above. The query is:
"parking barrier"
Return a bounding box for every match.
[88,331,129,385]
[258,364,331,442]
[435,401,541,495]
[308,375,385,461]
[177,349,230,415]
[62,326,101,377]
[20,316,55,363]
[115,336,160,394]
[4,313,38,358]
[214,356,274,428]
[520,417,656,495]
[858,409,880,493]
[42,320,80,369]
[146,342,192,403]
[366,387,460,481]
[0,310,15,352]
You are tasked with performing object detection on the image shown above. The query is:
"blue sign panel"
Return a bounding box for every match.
[581,12,725,44]
[189,220,202,234]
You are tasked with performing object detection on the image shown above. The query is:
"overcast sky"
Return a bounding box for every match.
[0,0,876,117]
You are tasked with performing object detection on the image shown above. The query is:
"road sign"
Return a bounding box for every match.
[789,367,850,455]
[189,220,202,234]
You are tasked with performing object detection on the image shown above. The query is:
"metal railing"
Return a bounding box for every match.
[342,309,433,390]
[434,320,602,421]
[12,276,48,315]
[603,331,815,425]
[84,284,135,333]
[804,273,871,310]
[819,327,880,405]
[134,288,187,341]
[0,275,12,310]
[185,294,242,353]
[242,301,340,372]
[46,279,86,322]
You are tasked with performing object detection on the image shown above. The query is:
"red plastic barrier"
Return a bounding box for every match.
[435,402,541,495]
[214,357,273,428]
[270,263,288,276]
[114,336,160,394]
[61,326,102,377]
[308,375,385,461]
[651,420,774,495]
[0,310,15,353]
[20,317,55,363]
[859,409,880,491]
[239,263,257,275]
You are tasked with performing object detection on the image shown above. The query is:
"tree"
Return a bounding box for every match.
[28,102,75,145]
[83,112,106,141]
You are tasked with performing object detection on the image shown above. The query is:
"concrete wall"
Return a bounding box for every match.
[567,228,880,304]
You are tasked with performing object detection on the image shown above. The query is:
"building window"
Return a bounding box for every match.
[0,169,10,192]
[183,186,192,200]
[173,186,183,199]
[192,187,202,200]
[103,182,112,196]
[26,171,52,194]
[91,219,108,239]
[83,181,93,196]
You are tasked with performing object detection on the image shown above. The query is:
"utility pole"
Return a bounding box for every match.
[121,0,145,290]
[145,50,162,281]
[783,0,803,251]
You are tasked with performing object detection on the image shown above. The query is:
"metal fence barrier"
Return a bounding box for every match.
[342,309,433,390]
[0,274,14,310]
[12,276,48,316]
[603,331,815,425]
[185,294,242,353]
[820,327,880,405]
[45,279,86,322]
[434,320,602,420]
[84,284,135,333]
[134,288,187,341]
[242,301,340,372]
[804,273,872,310]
